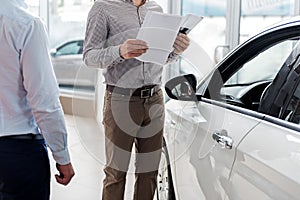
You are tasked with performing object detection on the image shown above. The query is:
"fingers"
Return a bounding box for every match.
[173,33,190,54]
[120,39,148,59]
[55,163,75,186]
[119,35,190,60]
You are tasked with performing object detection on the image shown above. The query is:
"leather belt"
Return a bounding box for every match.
[106,85,160,98]
[0,134,44,140]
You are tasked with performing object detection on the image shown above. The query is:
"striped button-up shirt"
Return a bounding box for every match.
[83,0,177,88]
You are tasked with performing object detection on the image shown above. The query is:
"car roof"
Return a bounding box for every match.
[55,39,84,48]
[259,16,300,33]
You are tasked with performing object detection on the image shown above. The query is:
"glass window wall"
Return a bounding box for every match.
[182,0,227,61]
[48,0,168,48]
[156,0,169,12]
[24,0,39,15]
[240,0,294,43]
[49,0,93,48]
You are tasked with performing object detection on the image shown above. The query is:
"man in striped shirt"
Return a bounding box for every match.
[83,0,189,199]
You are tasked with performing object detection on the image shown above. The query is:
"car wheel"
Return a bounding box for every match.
[156,138,176,200]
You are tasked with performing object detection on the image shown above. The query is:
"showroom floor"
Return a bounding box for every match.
[50,115,136,200]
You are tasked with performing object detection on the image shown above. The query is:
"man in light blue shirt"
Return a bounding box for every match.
[0,0,75,199]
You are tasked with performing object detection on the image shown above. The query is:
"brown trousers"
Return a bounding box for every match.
[102,89,165,200]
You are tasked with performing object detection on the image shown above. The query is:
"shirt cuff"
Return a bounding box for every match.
[167,51,180,63]
[52,148,71,165]
[112,45,125,64]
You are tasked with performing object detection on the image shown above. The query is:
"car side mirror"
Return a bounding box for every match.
[165,74,199,101]
[50,49,57,57]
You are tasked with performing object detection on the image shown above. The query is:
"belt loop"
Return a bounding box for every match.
[129,88,133,96]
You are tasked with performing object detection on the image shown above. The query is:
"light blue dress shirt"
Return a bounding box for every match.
[0,0,70,165]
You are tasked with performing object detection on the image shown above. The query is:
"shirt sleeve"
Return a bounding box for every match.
[20,18,70,165]
[166,51,180,63]
[83,4,124,69]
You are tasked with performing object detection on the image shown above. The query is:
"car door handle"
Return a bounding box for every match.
[212,130,233,149]
[170,120,176,126]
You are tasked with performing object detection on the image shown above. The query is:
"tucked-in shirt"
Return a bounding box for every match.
[83,0,178,88]
[0,0,70,165]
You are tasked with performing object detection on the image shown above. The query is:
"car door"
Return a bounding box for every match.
[228,117,300,200]
[164,21,300,199]
[228,46,300,200]
[51,40,88,86]
[165,94,264,200]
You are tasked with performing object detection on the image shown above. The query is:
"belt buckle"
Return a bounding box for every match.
[141,88,154,98]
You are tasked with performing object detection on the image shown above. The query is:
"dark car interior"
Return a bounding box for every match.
[203,40,300,125]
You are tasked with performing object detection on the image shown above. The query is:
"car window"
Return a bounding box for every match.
[210,39,300,113]
[56,41,82,56]
[225,40,295,86]
[220,40,297,98]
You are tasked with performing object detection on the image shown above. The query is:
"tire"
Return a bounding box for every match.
[156,138,176,200]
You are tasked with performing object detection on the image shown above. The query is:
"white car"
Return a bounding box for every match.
[50,39,97,89]
[157,16,300,200]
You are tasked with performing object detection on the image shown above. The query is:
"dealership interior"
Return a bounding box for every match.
[20,0,300,199]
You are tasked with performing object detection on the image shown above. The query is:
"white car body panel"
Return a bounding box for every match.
[52,54,97,87]
[52,54,80,85]
[162,17,300,200]
[230,119,300,200]
[165,100,263,199]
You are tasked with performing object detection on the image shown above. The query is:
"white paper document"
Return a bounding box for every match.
[136,11,203,65]
[179,14,204,34]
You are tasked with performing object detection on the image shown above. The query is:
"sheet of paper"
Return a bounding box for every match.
[136,11,182,65]
[136,11,203,65]
[179,14,203,34]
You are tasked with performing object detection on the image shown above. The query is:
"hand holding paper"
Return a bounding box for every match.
[119,39,148,59]
[173,33,190,55]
